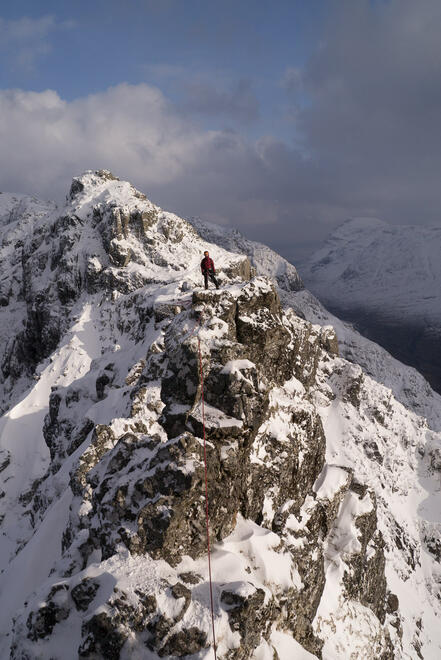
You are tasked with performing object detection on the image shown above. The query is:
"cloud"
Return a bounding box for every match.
[1,1,441,267]
[179,78,259,123]
[289,0,441,224]
[0,82,316,261]
[0,83,267,204]
[281,67,303,94]
[0,75,426,268]
[0,15,75,72]
[0,84,212,194]
[145,64,259,123]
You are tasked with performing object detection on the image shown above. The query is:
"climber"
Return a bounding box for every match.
[201,251,219,290]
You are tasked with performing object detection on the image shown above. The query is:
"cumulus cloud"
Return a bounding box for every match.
[0,74,424,267]
[0,82,314,258]
[0,15,74,71]
[0,84,210,195]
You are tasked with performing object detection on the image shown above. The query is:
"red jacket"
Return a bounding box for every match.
[201,256,215,273]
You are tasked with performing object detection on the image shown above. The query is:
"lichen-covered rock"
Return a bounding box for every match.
[158,627,208,657]
[342,485,388,623]
[14,273,400,659]
[70,424,117,497]
[320,325,339,356]
[222,256,253,282]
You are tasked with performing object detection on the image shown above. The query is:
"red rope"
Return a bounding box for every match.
[197,331,217,659]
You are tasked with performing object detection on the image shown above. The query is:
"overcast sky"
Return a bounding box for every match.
[1,0,441,264]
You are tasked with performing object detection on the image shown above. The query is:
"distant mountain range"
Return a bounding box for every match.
[301,217,441,393]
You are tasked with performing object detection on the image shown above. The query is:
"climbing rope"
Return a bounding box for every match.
[196,319,217,659]
[168,297,217,656]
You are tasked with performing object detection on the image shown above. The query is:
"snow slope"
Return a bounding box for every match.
[302,217,441,323]
[288,289,441,433]
[300,217,441,393]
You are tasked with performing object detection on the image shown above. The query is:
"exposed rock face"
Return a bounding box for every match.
[2,172,441,660]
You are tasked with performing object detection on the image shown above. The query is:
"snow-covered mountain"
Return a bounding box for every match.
[1,172,441,659]
[301,217,441,393]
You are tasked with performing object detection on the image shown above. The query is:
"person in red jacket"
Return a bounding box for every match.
[201,250,219,289]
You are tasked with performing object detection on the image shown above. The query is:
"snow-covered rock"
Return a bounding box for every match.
[1,172,441,659]
[287,289,441,433]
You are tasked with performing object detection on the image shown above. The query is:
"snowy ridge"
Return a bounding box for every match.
[0,172,441,658]
[0,192,56,228]
[0,172,247,415]
[0,193,58,411]
[191,216,304,293]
